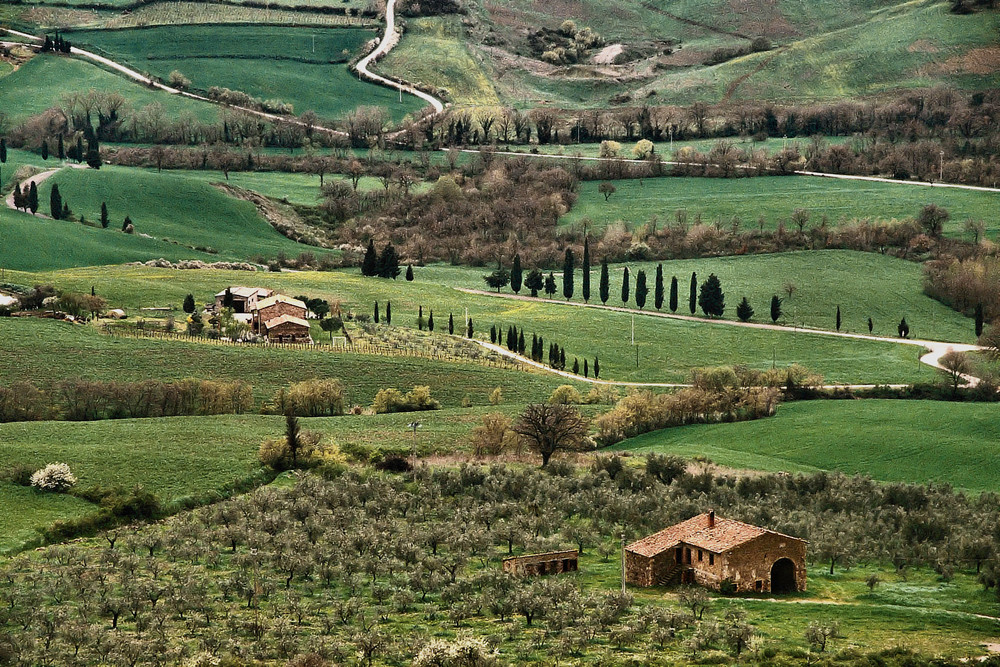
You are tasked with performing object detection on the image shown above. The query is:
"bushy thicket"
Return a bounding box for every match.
[55,378,253,421]
[270,379,346,417]
[372,385,440,414]
[2,464,999,666]
[923,255,1000,321]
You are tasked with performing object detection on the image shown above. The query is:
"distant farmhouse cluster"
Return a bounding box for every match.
[213,286,312,343]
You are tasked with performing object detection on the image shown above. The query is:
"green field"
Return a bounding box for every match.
[0,483,95,553]
[10,260,944,385]
[0,54,221,126]
[99,2,374,29]
[0,148,49,192]
[458,250,975,343]
[613,399,1000,492]
[35,165,331,263]
[563,175,1000,239]
[68,25,427,122]
[380,16,499,106]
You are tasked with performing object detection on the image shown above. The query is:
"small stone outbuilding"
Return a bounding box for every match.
[625,512,806,593]
[503,550,579,577]
[252,294,308,335]
[261,314,312,343]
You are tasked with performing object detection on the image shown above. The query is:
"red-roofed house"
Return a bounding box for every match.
[625,511,806,593]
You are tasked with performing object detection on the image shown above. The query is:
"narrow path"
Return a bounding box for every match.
[457,288,984,386]
[355,0,445,113]
[4,167,62,218]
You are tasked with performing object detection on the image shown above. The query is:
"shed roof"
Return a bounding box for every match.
[627,513,803,556]
[257,294,307,311]
[215,286,272,299]
[263,314,310,330]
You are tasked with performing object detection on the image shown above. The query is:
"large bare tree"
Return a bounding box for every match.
[513,403,590,466]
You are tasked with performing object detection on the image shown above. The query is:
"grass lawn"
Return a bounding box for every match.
[67,25,426,122]
[0,483,95,554]
[0,148,50,193]
[37,165,332,263]
[563,175,1000,241]
[13,261,942,385]
[0,54,220,126]
[99,2,374,29]
[379,16,499,106]
[612,400,1000,493]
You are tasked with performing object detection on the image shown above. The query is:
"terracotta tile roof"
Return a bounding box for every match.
[263,314,310,330]
[257,294,307,311]
[627,513,803,556]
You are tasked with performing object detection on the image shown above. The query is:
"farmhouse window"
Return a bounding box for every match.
[709,553,714,565]
[698,550,703,562]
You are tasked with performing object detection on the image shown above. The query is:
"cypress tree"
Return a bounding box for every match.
[689,272,697,314]
[698,273,725,317]
[86,138,101,169]
[898,318,909,338]
[582,236,591,303]
[621,267,630,305]
[449,313,454,335]
[599,257,610,305]
[770,295,783,323]
[57,135,64,160]
[532,333,538,359]
[0,138,6,163]
[12,183,22,211]
[507,326,515,351]
[386,300,392,325]
[418,305,424,330]
[736,296,754,322]
[635,270,648,309]
[868,317,873,334]
[428,310,434,332]
[584,359,589,378]
[122,215,132,232]
[466,316,473,338]
[562,248,575,300]
[361,239,377,276]
[559,348,566,370]
[654,264,664,310]
[669,275,679,313]
[49,183,62,219]
[41,140,49,160]
[377,243,401,279]
[183,294,196,314]
[405,264,414,281]
[28,182,39,215]
[525,268,542,298]
[975,303,984,338]
[374,300,379,323]
[75,136,83,163]
[594,356,600,378]
[572,358,579,375]
[511,254,522,294]
[836,305,842,332]
[100,201,109,228]
[490,324,497,344]
[549,343,556,367]
[544,272,556,298]
[518,330,525,355]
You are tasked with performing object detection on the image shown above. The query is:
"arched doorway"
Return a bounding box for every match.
[770,558,797,593]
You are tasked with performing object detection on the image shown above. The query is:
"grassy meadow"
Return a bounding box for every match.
[613,399,1000,492]
[0,55,220,126]
[67,25,426,122]
[563,175,1000,240]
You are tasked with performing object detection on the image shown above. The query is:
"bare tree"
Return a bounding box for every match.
[513,403,590,466]
[938,350,972,394]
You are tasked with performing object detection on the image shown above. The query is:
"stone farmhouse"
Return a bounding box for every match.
[214,286,273,315]
[215,287,312,343]
[625,511,806,593]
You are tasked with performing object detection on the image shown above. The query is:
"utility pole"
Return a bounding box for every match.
[620,533,627,594]
[631,314,634,347]
[939,150,944,183]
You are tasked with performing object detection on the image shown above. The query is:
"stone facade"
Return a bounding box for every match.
[625,512,807,593]
[253,296,308,335]
[263,319,311,343]
[503,550,579,577]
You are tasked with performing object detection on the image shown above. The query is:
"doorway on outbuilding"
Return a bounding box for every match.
[770,558,797,593]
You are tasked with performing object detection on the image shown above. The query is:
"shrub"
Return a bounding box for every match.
[470,412,517,456]
[375,456,413,473]
[30,463,77,492]
[259,430,343,471]
[273,379,346,417]
[548,385,583,404]
[645,453,687,485]
[488,386,503,405]
[372,386,440,414]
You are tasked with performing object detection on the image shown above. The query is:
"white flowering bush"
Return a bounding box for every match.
[30,463,77,492]
[414,637,496,667]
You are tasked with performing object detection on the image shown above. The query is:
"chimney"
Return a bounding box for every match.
[708,510,715,527]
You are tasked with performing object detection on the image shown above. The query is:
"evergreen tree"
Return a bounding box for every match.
[511,254,523,294]
[634,270,648,309]
[12,183,22,211]
[507,326,516,351]
[518,330,525,355]
[0,138,5,164]
[427,309,434,332]
[41,140,49,161]
[537,336,544,362]
[28,182,38,215]
[62,202,70,219]
[583,359,589,378]
[562,248,575,300]
[466,316,473,338]
[836,305,842,332]
[361,239,378,276]
[86,138,101,169]
[374,300,379,323]
[549,343,557,368]
[449,313,454,335]
[689,272,697,314]
[386,300,392,324]
[770,295,783,323]
[559,348,566,370]
[654,264,664,310]
[75,136,83,163]
[898,318,909,338]
[669,275,678,313]
[57,135,64,160]
[599,257,610,305]
[223,288,234,310]
[418,305,424,330]
[868,317,873,334]
[582,237,591,303]
[736,296,754,322]
[531,333,538,360]
[621,267,630,305]
[490,324,497,344]
[698,273,725,317]
[49,183,62,219]
[544,272,557,298]
[377,243,401,279]
[183,294,196,314]
[572,358,579,375]
[525,268,543,298]
[100,202,109,228]
[975,303,984,338]
[405,264,414,281]
[594,356,600,378]
[122,215,132,233]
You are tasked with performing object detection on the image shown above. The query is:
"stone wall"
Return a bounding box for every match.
[265,322,311,343]
[720,532,807,593]
[503,550,578,576]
